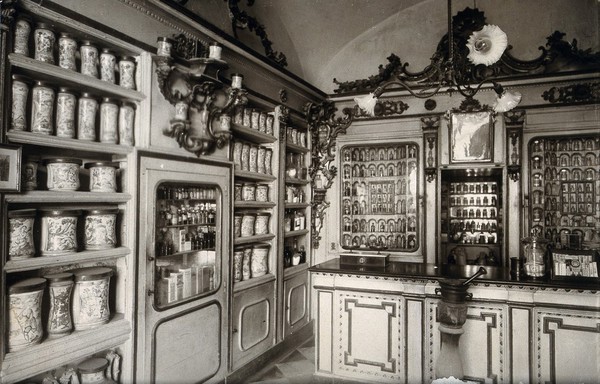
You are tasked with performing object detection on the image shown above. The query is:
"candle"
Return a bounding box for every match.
[231,73,243,89]
[209,42,222,60]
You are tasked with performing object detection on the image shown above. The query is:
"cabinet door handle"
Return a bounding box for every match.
[232,328,238,334]
[147,289,154,296]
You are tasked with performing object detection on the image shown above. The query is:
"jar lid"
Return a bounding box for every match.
[85,208,119,215]
[255,183,269,188]
[121,100,136,108]
[77,357,109,374]
[242,183,256,187]
[40,208,81,217]
[11,74,30,83]
[80,40,96,46]
[35,22,54,31]
[59,32,73,38]
[58,87,77,94]
[101,48,115,54]
[9,277,46,294]
[34,80,52,88]
[253,243,270,249]
[43,157,83,165]
[72,267,113,281]
[8,209,36,218]
[43,272,73,283]
[157,36,174,44]
[210,42,221,47]
[101,97,117,104]
[84,161,120,169]
[255,212,270,216]
[231,73,243,78]
[120,55,135,62]
[80,92,96,99]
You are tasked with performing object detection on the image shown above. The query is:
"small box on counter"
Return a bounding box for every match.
[340,253,390,267]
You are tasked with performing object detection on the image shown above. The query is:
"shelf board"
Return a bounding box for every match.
[441,242,501,247]
[9,53,146,101]
[284,229,309,238]
[285,202,310,209]
[233,273,276,293]
[0,314,130,383]
[5,190,132,204]
[234,201,277,209]
[285,177,310,185]
[4,246,131,273]
[231,123,277,144]
[234,170,277,182]
[7,130,133,156]
[284,263,309,279]
[285,142,310,154]
[234,233,276,245]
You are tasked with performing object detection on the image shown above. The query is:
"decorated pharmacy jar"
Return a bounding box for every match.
[13,17,32,56]
[240,213,256,237]
[8,209,36,260]
[232,141,243,170]
[234,183,242,201]
[233,214,242,238]
[31,81,55,135]
[255,184,269,202]
[44,157,82,191]
[264,148,272,175]
[100,49,117,83]
[248,145,258,173]
[242,247,252,280]
[72,267,113,330]
[118,56,136,89]
[99,98,119,144]
[80,41,99,78]
[83,209,118,250]
[34,23,55,64]
[56,87,77,138]
[241,183,256,201]
[22,157,39,191]
[118,101,136,146]
[44,272,74,338]
[78,93,99,141]
[85,161,119,192]
[58,32,78,71]
[233,246,244,282]
[254,213,270,235]
[77,357,117,384]
[251,244,269,277]
[40,209,80,256]
[8,277,46,352]
[11,75,29,131]
[256,147,266,174]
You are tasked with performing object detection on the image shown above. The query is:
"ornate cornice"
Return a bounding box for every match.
[1,0,17,30]
[541,81,600,105]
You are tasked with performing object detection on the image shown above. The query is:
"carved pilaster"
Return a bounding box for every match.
[503,109,525,182]
[421,116,440,183]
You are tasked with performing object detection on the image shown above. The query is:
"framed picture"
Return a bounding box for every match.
[449,111,494,163]
[0,144,22,192]
[550,249,599,281]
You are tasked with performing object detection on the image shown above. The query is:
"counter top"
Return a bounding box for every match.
[309,259,600,291]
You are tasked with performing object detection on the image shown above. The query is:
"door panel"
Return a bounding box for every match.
[283,272,309,337]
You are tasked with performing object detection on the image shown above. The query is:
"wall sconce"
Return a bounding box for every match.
[503,110,525,181]
[154,37,248,156]
[421,116,440,182]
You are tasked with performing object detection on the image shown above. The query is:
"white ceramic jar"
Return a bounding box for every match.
[83,208,118,250]
[11,75,29,131]
[33,23,55,64]
[8,278,46,352]
[240,213,256,237]
[78,92,98,141]
[156,37,174,57]
[72,267,113,330]
[251,245,269,277]
[100,97,119,143]
[40,209,80,255]
[255,184,269,202]
[13,17,31,56]
[242,247,252,280]
[232,141,243,170]
[233,214,242,238]
[55,87,77,138]
[44,157,82,191]
[31,81,55,135]
[118,101,135,146]
[254,213,270,235]
[58,32,78,71]
[77,357,117,384]
[100,48,117,83]
[118,56,136,90]
[241,183,256,201]
[257,146,266,174]
[22,157,38,191]
[8,209,36,260]
[80,40,99,78]
[233,246,244,282]
[248,145,258,173]
[85,161,119,192]
[44,272,74,338]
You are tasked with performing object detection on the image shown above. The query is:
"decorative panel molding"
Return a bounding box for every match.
[336,292,403,383]
[288,282,307,326]
[239,298,271,351]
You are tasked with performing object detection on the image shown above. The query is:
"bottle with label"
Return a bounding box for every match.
[292,240,301,266]
[299,245,306,264]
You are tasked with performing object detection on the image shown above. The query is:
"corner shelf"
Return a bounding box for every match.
[0,314,130,384]
[4,247,131,273]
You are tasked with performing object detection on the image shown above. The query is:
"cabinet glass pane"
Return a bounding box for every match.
[339,143,420,252]
[154,182,220,308]
[527,135,600,249]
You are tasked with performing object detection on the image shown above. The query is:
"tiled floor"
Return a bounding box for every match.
[247,338,362,384]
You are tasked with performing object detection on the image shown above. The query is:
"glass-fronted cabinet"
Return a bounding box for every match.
[440,168,504,265]
[154,182,220,308]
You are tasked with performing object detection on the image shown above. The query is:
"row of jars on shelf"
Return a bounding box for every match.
[11,76,136,145]
[155,258,216,305]
[532,193,596,210]
[342,161,417,179]
[157,185,217,200]
[234,182,270,202]
[285,126,308,148]
[283,210,306,232]
[530,137,599,153]
[285,152,308,179]
[532,168,597,185]
[233,244,270,282]
[533,210,598,227]
[156,226,216,257]
[342,145,418,163]
[8,208,119,261]
[234,212,270,238]
[448,219,498,233]
[285,185,306,203]
[232,140,273,175]
[449,231,497,245]
[450,195,497,206]
[538,180,597,196]
[449,182,498,194]
[8,266,113,352]
[452,207,497,218]
[156,203,216,227]
[283,241,306,268]
[343,216,416,234]
[233,106,275,136]
[343,199,416,215]
[343,233,417,250]
[343,180,413,197]
[22,157,120,192]
[41,354,120,384]
[533,152,599,168]
[14,18,137,89]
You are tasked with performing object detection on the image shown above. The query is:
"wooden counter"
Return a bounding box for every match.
[310,259,600,383]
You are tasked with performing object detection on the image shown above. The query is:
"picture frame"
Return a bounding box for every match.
[0,144,22,192]
[550,249,599,281]
[448,111,494,163]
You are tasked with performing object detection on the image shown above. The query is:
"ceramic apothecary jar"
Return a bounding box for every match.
[84,209,118,250]
[44,272,74,338]
[77,357,117,384]
[8,209,36,260]
[85,161,120,192]
[40,209,80,256]
[44,157,82,191]
[251,244,269,278]
[72,267,113,330]
[8,277,46,352]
